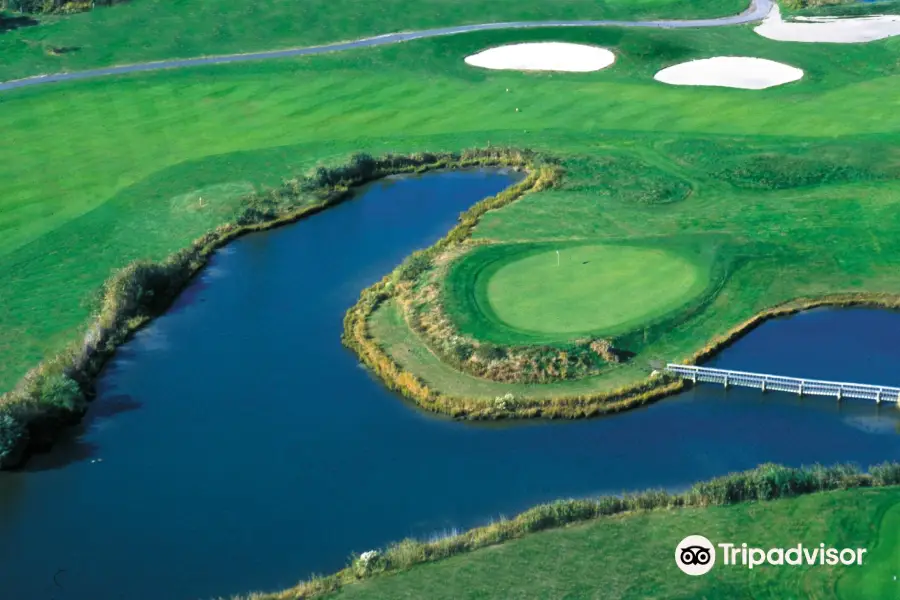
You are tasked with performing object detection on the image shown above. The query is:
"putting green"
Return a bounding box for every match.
[486,245,704,335]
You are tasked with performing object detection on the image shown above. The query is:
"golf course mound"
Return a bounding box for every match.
[464,42,616,72]
[446,243,707,343]
[755,4,900,43]
[169,181,255,216]
[654,57,803,90]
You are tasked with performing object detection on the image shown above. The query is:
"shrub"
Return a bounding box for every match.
[870,462,900,487]
[0,412,27,465]
[394,251,433,283]
[35,374,85,412]
[474,343,506,362]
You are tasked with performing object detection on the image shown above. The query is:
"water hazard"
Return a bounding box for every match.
[1,170,898,600]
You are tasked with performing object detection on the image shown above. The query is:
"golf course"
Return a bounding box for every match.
[2,0,900,597]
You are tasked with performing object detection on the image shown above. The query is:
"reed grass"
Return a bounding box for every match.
[226,461,900,600]
[0,148,531,469]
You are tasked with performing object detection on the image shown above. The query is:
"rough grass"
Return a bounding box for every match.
[225,463,900,600]
[0,0,747,82]
[368,299,654,400]
[325,489,900,600]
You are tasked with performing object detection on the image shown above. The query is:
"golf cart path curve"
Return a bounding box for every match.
[0,0,773,92]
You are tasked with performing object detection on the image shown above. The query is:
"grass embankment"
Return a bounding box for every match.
[0,0,747,82]
[0,149,530,469]
[342,159,690,419]
[7,24,900,416]
[227,462,900,600]
[364,134,900,415]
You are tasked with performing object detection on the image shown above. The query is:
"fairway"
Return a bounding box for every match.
[486,244,704,335]
[0,0,746,84]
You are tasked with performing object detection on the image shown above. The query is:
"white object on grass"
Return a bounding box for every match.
[654,56,803,90]
[465,42,615,73]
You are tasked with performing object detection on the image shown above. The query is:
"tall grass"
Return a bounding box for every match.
[339,157,698,419]
[227,461,900,600]
[0,147,532,469]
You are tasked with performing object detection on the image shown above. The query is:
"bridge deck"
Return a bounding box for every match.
[665,364,900,404]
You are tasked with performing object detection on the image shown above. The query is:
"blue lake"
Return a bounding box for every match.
[0,170,898,600]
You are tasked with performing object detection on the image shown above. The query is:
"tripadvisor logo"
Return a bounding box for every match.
[675,535,867,576]
[676,535,716,576]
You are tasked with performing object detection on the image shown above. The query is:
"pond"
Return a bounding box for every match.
[0,170,898,600]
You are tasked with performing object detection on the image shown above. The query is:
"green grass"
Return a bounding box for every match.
[7,22,900,390]
[369,299,646,400]
[449,242,707,342]
[5,4,900,600]
[0,0,747,82]
[320,488,900,600]
[836,495,900,598]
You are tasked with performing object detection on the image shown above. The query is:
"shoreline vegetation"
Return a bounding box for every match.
[227,462,900,600]
[0,148,533,470]
[6,146,900,470]
[342,169,900,421]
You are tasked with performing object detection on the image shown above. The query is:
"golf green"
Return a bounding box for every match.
[486,244,704,335]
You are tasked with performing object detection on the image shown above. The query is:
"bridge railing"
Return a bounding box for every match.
[665,363,900,404]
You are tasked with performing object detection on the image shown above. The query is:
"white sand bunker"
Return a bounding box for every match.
[654,56,804,90]
[755,4,900,43]
[464,42,615,72]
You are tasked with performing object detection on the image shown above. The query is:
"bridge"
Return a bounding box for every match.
[665,364,900,404]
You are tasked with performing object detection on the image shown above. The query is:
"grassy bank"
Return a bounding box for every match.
[0,149,530,469]
[6,23,900,421]
[7,23,900,392]
[361,135,900,415]
[342,159,703,419]
[227,462,900,599]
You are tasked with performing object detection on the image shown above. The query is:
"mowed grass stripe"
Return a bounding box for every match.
[3,25,900,258]
[4,24,900,388]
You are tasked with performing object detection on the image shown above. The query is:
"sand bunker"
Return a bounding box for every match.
[755,4,900,43]
[464,42,615,72]
[654,56,803,90]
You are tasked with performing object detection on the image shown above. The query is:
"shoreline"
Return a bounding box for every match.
[0,149,532,470]
[349,291,900,421]
[346,206,900,419]
[231,461,900,600]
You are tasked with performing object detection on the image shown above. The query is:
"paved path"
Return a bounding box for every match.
[0,0,773,92]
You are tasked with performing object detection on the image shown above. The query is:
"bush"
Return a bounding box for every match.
[36,374,85,412]
[0,412,27,465]
[2,0,127,14]
[474,343,506,362]
[394,251,433,283]
[870,462,900,486]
